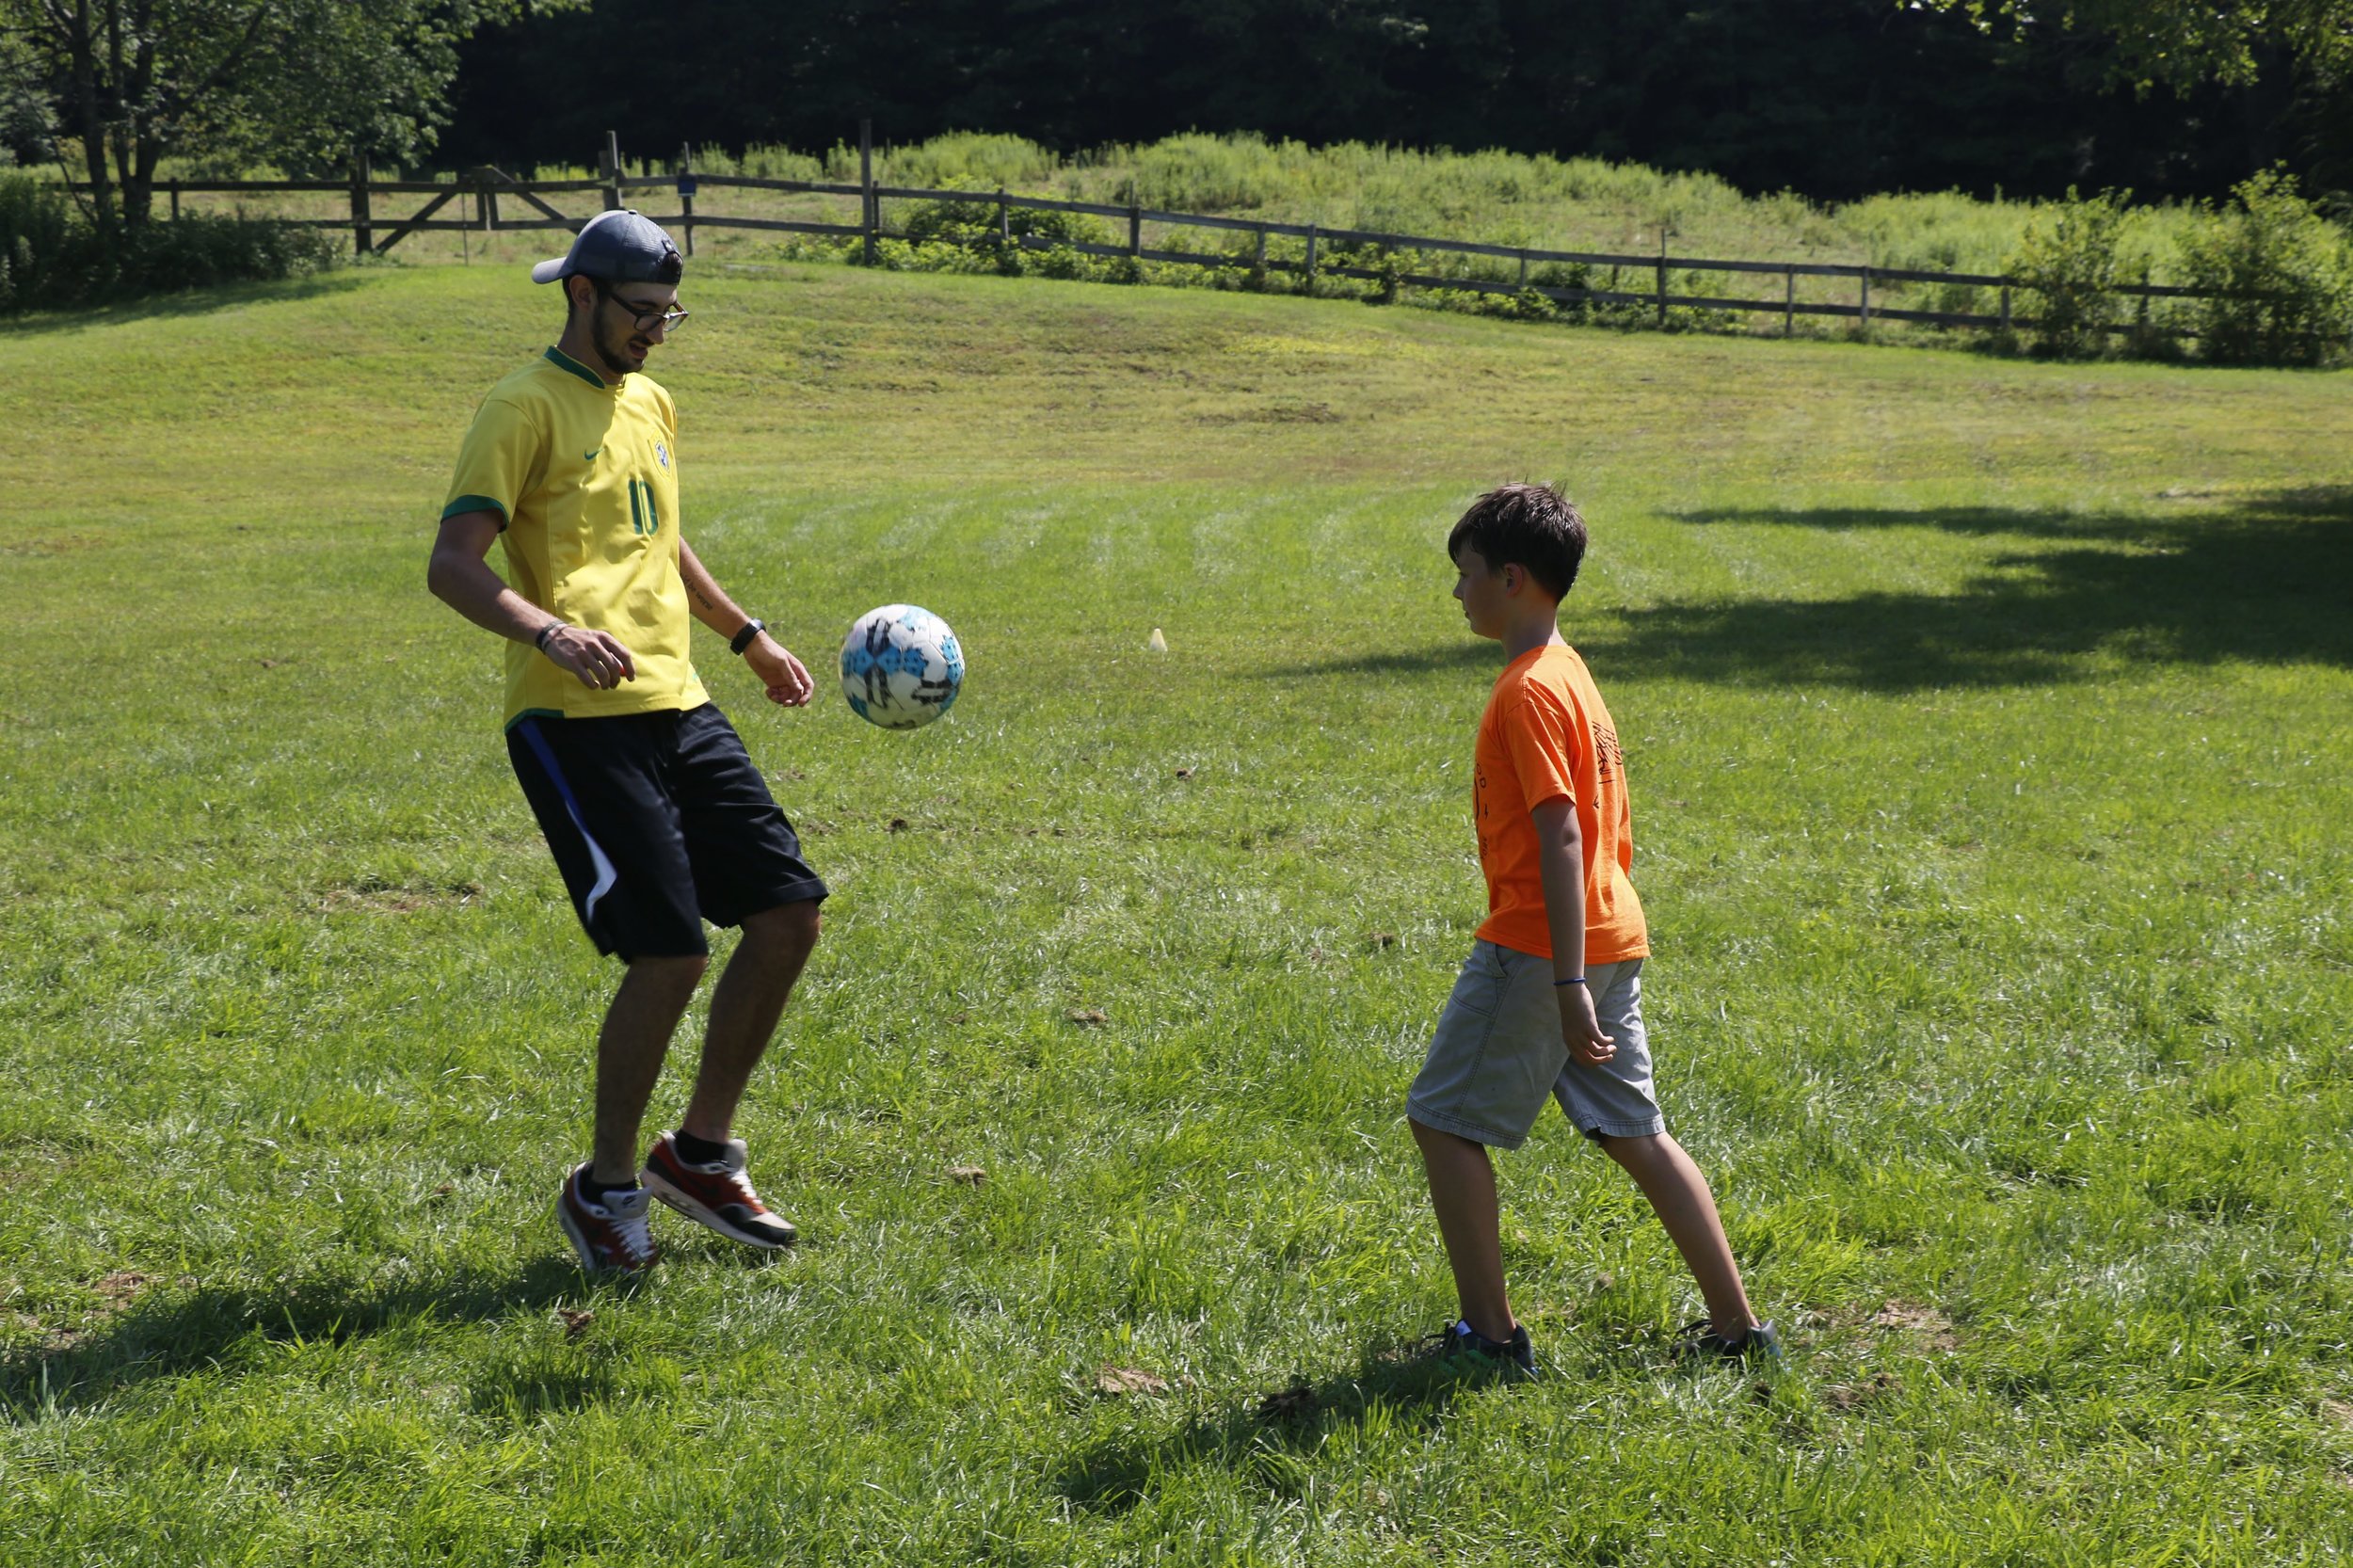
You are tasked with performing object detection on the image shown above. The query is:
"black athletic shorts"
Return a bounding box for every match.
[505,703,828,960]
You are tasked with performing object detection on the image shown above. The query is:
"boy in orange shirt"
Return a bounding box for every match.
[1407,483,1778,1374]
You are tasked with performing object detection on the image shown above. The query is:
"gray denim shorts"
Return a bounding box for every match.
[1407,940,1664,1149]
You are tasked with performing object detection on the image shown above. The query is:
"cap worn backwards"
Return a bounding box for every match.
[531,210,684,285]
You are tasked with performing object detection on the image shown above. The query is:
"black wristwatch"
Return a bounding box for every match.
[729,618,765,656]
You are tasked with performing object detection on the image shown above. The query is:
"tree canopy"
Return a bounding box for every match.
[1911,0,2353,93]
[1,0,578,231]
[436,0,2350,204]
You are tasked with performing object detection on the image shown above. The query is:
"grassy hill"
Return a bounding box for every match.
[3,264,2351,1564]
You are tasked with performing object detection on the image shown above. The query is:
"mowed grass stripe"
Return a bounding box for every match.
[1,264,2350,1563]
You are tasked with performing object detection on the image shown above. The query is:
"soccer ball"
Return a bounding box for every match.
[840,604,964,729]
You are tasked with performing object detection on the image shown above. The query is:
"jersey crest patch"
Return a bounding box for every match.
[654,440,670,470]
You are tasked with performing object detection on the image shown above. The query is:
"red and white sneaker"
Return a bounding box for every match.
[555,1166,660,1272]
[643,1132,797,1249]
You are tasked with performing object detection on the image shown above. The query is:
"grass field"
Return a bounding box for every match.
[4,264,2353,1564]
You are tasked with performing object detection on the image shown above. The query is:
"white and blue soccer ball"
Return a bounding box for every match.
[840,604,964,729]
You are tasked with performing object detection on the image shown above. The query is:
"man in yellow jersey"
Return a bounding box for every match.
[428,211,825,1272]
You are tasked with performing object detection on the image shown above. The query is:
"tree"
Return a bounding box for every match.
[1908,0,2353,93]
[0,0,578,235]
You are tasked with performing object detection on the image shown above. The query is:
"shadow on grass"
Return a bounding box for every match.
[1269,489,2353,691]
[0,269,376,338]
[0,1254,595,1415]
[1257,641,1499,680]
[1587,488,2353,691]
[1052,1337,1508,1512]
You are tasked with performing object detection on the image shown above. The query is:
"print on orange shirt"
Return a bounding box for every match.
[1471,643,1649,964]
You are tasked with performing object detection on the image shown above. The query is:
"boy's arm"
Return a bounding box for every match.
[1530,796,1616,1066]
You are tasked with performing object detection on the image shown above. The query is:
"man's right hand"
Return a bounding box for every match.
[542,625,638,690]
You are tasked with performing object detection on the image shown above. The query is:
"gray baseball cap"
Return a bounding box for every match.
[531,209,683,285]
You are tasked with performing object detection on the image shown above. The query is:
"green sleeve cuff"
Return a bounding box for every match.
[442,494,509,530]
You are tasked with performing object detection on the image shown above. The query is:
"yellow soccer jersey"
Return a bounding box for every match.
[442,346,712,726]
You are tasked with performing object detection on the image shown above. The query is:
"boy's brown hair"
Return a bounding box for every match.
[1446,483,1589,600]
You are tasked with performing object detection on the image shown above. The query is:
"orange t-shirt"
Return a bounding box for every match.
[1472,643,1649,964]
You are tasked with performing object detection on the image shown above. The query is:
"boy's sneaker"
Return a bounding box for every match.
[1680,1318,1785,1367]
[555,1166,659,1272]
[642,1132,797,1249]
[1422,1319,1539,1379]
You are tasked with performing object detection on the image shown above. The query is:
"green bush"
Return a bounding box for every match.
[900,192,1108,248]
[0,173,77,312]
[2009,187,2131,359]
[2177,168,2353,366]
[0,175,341,313]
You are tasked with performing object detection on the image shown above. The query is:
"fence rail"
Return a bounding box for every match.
[66,128,2277,344]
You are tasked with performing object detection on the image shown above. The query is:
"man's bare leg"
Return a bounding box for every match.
[1410,1116,1516,1343]
[680,900,821,1142]
[1602,1131,1757,1339]
[591,953,708,1185]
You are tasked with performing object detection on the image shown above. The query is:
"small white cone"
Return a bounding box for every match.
[1147,627,1168,653]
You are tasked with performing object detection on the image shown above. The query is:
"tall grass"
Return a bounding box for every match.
[677,130,2217,270]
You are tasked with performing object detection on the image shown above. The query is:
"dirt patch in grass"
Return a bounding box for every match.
[1193,400,1341,425]
[1094,1367,1170,1398]
[1824,1371,1901,1411]
[0,534,105,557]
[1870,1301,1960,1352]
[38,1270,156,1350]
[315,878,483,914]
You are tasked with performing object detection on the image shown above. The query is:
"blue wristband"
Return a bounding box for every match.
[1553,977,1587,987]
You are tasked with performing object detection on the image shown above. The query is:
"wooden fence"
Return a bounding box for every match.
[81,126,2233,342]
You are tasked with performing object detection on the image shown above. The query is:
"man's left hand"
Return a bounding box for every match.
[745,632,814,707]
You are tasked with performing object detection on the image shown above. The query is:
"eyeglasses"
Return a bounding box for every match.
[599,288,690,333]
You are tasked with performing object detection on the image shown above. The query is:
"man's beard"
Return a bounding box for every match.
[593,321,645,376]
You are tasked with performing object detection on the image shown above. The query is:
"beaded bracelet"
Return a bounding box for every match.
[1553,977,1587,987]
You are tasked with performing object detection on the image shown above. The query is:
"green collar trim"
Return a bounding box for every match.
[544,345,614,391]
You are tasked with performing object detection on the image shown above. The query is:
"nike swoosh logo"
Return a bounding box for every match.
[583,448,600,460]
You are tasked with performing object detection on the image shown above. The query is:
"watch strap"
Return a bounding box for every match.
[729,618,765,656]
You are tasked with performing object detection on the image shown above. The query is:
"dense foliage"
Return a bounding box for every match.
[2178,168,2353,362]
[0,173,338,312]
[435,0,2353,205]
[1914,0,2353,93]
[0,0,580,235]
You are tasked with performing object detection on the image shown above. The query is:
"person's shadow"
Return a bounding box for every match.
[2,1256,599,1416]
[1051,1334,1518,1512]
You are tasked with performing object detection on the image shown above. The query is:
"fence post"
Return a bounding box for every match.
[1128,195,1142,259]
[1516,248,1528,290]
[1254,224,1266,272]
[168,180,180,221]
[997,186,1009,248]
[1655,232,1668,328]
[2136,263,2151,337]
[677,143,696,257]
[351,153,372,256]
[1858,266,1871,334]
[1785,268,1795,337]
[860,119,877,265]
[601,131,622,211]
[1305,224,1319,296]
[1999,283,2012,333]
